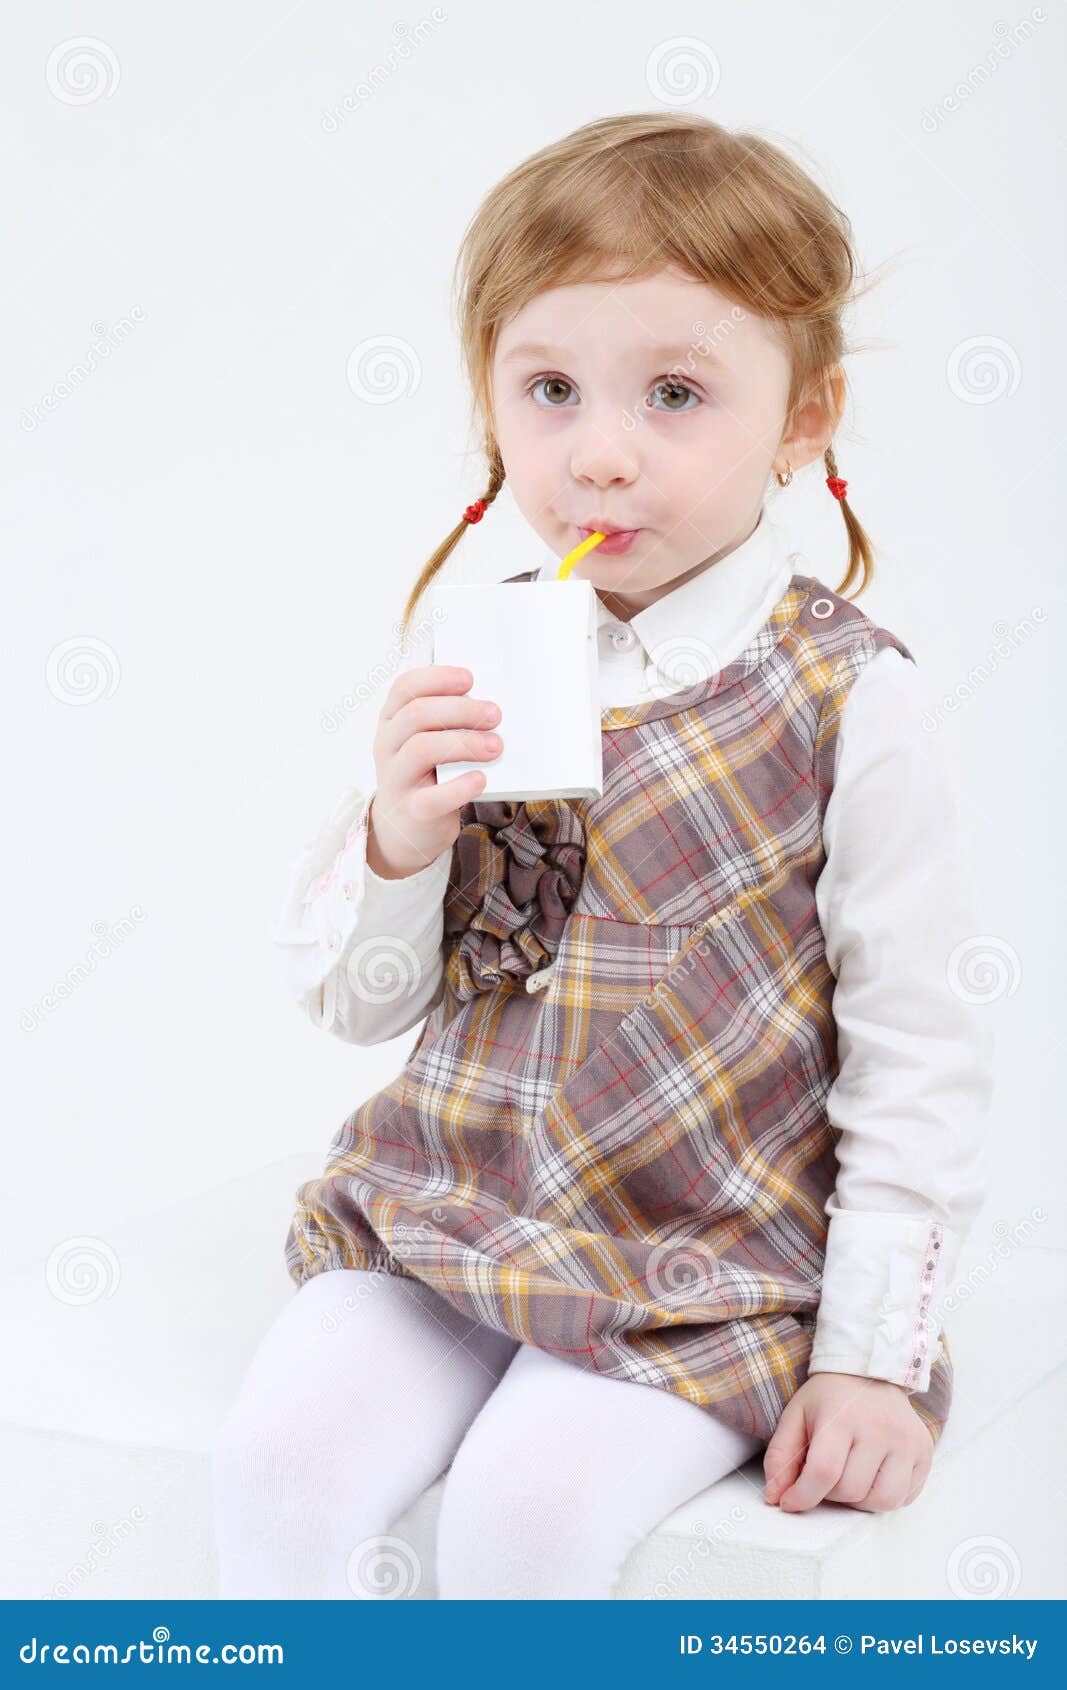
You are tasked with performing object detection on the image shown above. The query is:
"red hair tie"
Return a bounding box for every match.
[462,499,487,524]
[826,476,848,501]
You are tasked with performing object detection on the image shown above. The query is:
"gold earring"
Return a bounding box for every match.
[775,461,793,488]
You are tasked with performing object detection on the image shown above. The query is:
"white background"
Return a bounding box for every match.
[3,2,1061,1422]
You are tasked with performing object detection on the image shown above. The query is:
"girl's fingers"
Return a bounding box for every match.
[860,1450,915,1513]
[823,1438,882,1507]
[379,666,475,755]
[381,664,472,726]
[762,1402,807,1500]
[410,768,487,822]
[379,678,502,764]
[396,726,503,786]
[776,1426,850,1512]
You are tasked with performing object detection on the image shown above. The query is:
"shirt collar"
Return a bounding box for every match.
[535,505,795,676]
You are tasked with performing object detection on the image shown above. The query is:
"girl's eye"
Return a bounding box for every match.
[529,375,577,407]
[527,375,702,411]
[648,379,701,412]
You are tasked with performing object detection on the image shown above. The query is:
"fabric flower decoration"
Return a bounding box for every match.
[443,800,586,1002]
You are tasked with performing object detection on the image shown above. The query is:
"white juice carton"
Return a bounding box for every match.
[428,570,604,801]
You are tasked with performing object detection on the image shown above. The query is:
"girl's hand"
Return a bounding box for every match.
[366,664,503,880]
[762,1372,934,1514]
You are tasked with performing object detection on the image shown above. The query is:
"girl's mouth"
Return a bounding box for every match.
[577,526,642,555]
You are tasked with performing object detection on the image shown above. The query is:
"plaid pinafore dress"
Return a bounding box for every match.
[285,571,953,1446]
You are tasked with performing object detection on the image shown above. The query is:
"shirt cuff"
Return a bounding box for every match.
[301,789,376,964]
[269,784,449,998]
[807,1201,958,1394]
[321,882,452,1046]
[304,793,452,978]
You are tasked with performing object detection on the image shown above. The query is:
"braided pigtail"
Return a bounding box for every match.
[825,442,874,601]
[397,439,507,647]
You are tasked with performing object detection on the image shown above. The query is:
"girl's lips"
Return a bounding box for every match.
[577,525,642,555]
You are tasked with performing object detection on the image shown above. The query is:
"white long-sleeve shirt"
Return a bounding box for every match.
[270,509,994,1394]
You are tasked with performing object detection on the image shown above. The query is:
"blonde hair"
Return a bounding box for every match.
[399,112,880,644]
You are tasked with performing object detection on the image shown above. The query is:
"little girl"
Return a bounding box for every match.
[212,112,993,1601]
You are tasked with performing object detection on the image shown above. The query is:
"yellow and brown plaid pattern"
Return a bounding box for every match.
[285,573,952,1447]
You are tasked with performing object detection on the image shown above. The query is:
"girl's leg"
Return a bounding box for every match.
[436,1342,765,1600]
[211,1267,518,1599]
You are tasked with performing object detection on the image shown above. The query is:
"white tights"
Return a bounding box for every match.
[211,1267,765,1600]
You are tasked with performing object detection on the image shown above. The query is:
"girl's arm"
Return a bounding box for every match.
[270,620,453,1044]
[270,783,451,1043]
[807,643,996,1395]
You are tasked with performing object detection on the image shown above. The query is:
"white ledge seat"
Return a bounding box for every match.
[1,1155,1061,1600]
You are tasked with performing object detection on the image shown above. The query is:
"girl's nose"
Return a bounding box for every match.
[568,407,640,486]
[569,442,639,487]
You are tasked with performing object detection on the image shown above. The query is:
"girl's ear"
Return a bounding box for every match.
[779,364,846,473]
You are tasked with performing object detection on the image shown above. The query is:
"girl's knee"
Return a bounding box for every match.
[436,1447,627,1599]
[210,1390,333,1508]
[211,1400,285,1504]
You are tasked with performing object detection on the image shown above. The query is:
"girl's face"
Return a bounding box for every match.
[490,267,823,615]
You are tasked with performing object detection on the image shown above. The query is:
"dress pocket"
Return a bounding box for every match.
[523,876,840,1260]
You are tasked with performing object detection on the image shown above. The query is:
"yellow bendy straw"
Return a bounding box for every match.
[557,531,607,580]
